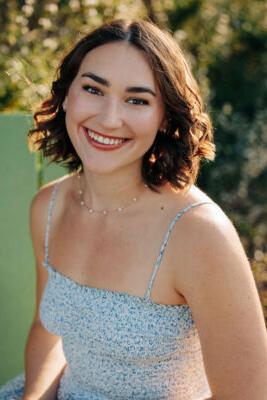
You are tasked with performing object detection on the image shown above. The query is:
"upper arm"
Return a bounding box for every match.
[29,184,55,324]
[175,205,267,399]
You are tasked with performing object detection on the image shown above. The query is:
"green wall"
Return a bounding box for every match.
[0,114,65,385]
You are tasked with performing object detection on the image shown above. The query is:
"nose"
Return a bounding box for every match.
[99,97,123,130]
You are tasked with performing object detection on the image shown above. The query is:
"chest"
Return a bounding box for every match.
[40,269,194,350]
[48,207,186,305]
[51,211,153,270]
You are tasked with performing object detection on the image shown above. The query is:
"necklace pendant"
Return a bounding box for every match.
[102,210,107,215]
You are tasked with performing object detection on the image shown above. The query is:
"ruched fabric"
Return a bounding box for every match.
[0,183,212,399]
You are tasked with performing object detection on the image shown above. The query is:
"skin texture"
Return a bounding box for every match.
[23,188,67,400]
[168,202,267,399]
[63,41,167,195]
[23,41,267,399]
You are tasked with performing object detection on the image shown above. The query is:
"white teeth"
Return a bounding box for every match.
[86,129,125,146]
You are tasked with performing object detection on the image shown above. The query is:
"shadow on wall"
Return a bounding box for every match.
[0,113,65,385]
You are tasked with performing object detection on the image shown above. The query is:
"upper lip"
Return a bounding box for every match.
[84,127,129,140]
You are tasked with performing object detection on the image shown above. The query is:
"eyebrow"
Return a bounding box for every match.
[81,72,156,97]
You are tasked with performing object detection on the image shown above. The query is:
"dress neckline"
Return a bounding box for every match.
[43,259,190,311]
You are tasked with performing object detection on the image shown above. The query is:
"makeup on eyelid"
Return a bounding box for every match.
[64,41,166,174]
[82,85,150,105]
[80,71,157,97]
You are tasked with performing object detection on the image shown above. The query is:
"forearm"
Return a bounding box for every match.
[23,321,67,400]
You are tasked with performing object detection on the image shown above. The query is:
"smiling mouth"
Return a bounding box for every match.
[83,127,130,147]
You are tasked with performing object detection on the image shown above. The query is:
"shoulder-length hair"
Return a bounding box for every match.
[28,18,215,191]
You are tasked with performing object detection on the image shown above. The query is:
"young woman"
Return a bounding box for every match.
[1,18,267,400]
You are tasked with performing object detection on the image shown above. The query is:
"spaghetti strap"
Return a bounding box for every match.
[144,201,213,300]
[43,183,60,267]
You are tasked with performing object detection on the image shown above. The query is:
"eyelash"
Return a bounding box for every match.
[82,85,149,106]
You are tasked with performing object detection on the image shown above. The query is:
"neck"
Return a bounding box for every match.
[77,167,147,212]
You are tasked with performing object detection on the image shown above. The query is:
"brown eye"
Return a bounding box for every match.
[82,85,102,95]
[128,98,149,105]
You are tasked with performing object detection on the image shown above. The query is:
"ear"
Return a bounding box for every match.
[62,97,68,111]
[159,117,168,132]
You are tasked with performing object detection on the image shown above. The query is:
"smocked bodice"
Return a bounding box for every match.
[39,183,212,399]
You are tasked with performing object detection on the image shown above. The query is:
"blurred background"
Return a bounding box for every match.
[0,0,266,385]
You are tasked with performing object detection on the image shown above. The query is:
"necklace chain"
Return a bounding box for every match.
[77,173,148,215]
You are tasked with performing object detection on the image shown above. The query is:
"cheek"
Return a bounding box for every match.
[67,91,88,117]
[132,111,160,138]
[64,95,85,141]
[65,99,94,139]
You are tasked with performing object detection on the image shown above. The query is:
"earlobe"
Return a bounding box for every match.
[159,119,168,133]
[160,114,172,133]
[62,98,67,111]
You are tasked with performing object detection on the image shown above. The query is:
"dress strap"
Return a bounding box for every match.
[144,201,213,300]
[44,183,60,266]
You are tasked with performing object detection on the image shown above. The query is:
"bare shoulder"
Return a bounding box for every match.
[170,184,248,296]
[29,174,73,253]
[30,173,73,213]
[170,185,267,399]
[170,183,235,247]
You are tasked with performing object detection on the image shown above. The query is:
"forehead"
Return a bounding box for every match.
[78,41,157,89]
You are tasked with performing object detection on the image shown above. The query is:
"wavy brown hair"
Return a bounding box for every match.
[28,18,215,191]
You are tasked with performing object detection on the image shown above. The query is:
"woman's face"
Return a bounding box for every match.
[64,41,166,176]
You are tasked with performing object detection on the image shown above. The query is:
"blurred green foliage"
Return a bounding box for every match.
[0,0,266,319]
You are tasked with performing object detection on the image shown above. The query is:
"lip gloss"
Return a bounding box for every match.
[84,128,128,151]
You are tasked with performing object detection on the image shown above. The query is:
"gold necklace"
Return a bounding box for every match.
[77,173,148,215]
